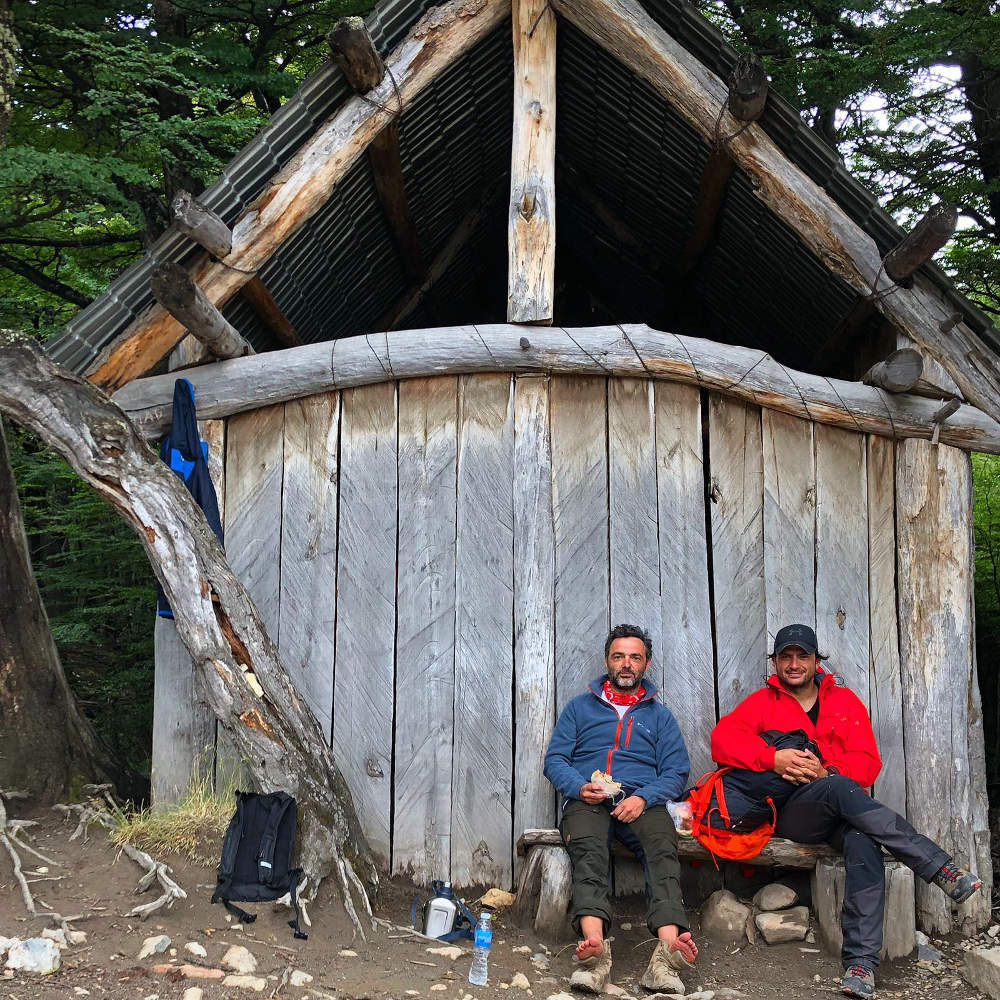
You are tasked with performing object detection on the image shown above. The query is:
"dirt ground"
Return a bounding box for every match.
[0,808,993,1000]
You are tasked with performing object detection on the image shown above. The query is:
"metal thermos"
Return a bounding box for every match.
[424,880,458,938]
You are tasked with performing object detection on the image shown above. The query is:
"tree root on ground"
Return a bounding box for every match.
[52,786,187,921]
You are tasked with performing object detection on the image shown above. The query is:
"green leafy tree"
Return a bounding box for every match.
[974,453,1000,793]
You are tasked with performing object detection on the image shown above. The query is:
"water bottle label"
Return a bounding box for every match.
[474,928,492,949]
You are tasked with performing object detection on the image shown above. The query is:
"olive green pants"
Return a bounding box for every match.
[559,799,688,936]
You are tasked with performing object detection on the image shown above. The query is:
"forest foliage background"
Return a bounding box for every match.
[2,0,999,787]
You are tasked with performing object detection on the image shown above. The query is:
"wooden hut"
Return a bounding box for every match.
[49,0,1000,939]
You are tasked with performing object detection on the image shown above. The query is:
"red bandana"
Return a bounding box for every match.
[602,679,646,706]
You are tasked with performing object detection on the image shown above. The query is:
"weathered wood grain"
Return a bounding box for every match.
[547,0,1000,426]
[897,440,991,934]
[393,377,458,884]
[152,616,215,805]
[534,846,572,938]
[513,376,557,834]
[814,425,869,702]
[114,326,1000,456]
[508,0,556,322]
[224,405,284,640]
[452,374,515,887]
[334,383,397,866]
[550,376,609,710]
[866,435,905,814]
[170,190,233,259]
[762,410,815,648]
[709,395,766,716]
[240,276,302,349]
[86,0,511,389]
[654,382,714,779]
[609,378,662,690]
[278,393,339,742]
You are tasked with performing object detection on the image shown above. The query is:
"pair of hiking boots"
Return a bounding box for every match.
[841,861,982,999]
[569,939,692,995]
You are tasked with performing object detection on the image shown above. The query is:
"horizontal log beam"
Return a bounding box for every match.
[151,263,253,360]
[84,0,510,391]
[240,276,302,349]
[170,191,233,259]
[549,0,1000,427]
[110,324,1000,453]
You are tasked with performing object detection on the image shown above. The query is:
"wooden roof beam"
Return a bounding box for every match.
[111,324,1000,454]
[549,0,1000,425]
[507,0,556,323]
[151,263,253,360]
[329,18,425,283]
[84,0,509,391]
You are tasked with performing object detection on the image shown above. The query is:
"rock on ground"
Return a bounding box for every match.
[222,973,267,991]
[753,883,798,911]
[755,907,810,944]
[965,946,1000,998]
[184,941,207,958]
[182,989,204,1000]
[0,936,18,957]
[137,934,171,960]
[427,945,465,961]
[5,937,61,974]
[510,972,531,989]
[290,970,313,986]
[701,890,751,944]
[40,927,67,949]
[221,944,258,974]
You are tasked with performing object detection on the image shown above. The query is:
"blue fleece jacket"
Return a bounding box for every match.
[543,675,690,809]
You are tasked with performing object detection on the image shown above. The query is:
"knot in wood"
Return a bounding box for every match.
[836,607,847,629]
[520,189,537,221]
[709,480,722,504]
[366,756,384,778]
[519,336,531,350]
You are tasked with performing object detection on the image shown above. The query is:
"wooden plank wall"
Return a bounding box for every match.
[156,373,920,889]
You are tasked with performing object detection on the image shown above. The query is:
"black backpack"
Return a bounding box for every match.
[211,791,307,939]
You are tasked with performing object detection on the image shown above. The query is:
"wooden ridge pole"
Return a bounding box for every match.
[110,324,1000,454]
[548,0,1000,426]
[507,0,556,323]
[85,0,510,391]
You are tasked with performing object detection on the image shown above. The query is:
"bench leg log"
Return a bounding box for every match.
[811,857,916,961]
[514,845,573,940]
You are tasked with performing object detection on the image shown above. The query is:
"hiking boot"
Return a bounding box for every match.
[569,940,612,994]
[931,861,982,903]
[638,941,686,993]
[841,965,875,998]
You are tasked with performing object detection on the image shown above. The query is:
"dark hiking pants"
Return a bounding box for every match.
[774,775,949,970]
[559,798,688,937]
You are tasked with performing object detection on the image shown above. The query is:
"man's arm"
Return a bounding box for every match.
[543,700,591,802]
[820,691,882,787]
[632,706,690,809]
[710,691,776,771]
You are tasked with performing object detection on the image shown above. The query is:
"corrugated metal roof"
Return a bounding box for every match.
[47,0,999,376]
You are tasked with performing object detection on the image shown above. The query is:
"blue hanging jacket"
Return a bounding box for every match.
[156,378,224,617]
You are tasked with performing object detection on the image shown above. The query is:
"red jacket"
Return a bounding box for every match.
[710,668,882,788]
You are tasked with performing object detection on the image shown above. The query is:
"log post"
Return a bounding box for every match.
[896,438,992,935]
[329,17,425,282]
[861,347,923,393]
[507,0,556,323]
[884,202,958,288]
[170,191,233,259]
[151,262,253,360]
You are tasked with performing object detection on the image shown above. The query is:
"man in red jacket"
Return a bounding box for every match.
[711,623,981,1000]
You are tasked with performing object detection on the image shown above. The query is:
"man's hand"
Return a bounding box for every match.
[773,749,827,784]
[611,795,646,823]
[580,781,611,804]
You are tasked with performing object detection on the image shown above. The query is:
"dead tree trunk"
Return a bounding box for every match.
[0,418,122,801]
[0,333,377,929]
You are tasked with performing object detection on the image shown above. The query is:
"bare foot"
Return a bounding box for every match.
[575,936,604,962]
[659,925,698,965]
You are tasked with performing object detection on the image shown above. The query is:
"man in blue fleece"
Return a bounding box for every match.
[544,624,697,994]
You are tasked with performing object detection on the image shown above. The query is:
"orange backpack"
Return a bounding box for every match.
[686,767,777,867]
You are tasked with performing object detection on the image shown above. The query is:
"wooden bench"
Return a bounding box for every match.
[513,828,915,959]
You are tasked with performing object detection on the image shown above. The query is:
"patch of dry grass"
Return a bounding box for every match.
[112,770,236,865]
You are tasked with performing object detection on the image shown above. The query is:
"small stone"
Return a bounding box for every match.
[603,985,627,997]
[73,989,90,997]
[405,992,420,997]
[67,930,87,946]
[511,972,531,989]
[713,991,747,999]
[290,970,313,986]
[5,938,61,975]
[0,936,18,957]
[222,973,267,991]
[813,974,821,982]
[479,888,516,909]
[988,925,1000,939]
[531,952,550,969]
[427,945,465,961]
[965,947,1000,996]
[619,923,632,931]
[178,965,225,980]
[222,944,257,974]
[40,928,67,949]
[754,907,810,944]
[701,890,751,944]
[138,934,171,960]
[915,930,943,964]
[185,942,208,958]
[143,994,159,1000]
[152,964,173,974]
[546,993,576,1000]
[686,992,715,1000]
[182,990,204,1000]
[752,883,798,912]
[431,984,448,991]
[513,946,532,955]
[339,949,359,958]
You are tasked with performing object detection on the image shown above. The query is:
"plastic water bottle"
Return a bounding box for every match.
[468,911,492,986]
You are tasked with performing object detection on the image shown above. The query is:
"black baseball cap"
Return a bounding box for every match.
[772,623,818,656]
